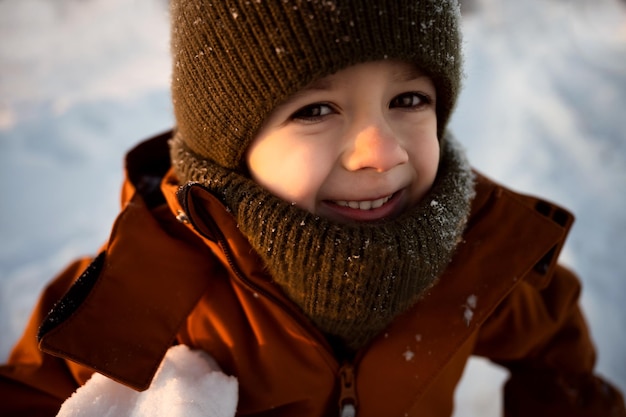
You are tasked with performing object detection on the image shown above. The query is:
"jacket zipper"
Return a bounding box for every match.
[338,362,358,417]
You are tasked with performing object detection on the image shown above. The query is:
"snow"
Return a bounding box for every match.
[56,345,238,417]
[463,294,478,326]
[1,0,625,416]
[463,308,474,327]
[466,295,477,310]
[340,404,356,417]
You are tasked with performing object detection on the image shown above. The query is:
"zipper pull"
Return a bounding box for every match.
[338,363,357,417]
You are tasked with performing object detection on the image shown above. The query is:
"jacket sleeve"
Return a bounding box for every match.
[474,264,625,417]
[0,258,96,417]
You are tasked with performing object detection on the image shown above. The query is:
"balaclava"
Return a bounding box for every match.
[169,0,474,351]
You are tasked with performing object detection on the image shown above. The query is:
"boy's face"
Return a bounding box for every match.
[246,60,440,223]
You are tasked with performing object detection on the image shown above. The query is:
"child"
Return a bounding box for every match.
[1,1,624,416]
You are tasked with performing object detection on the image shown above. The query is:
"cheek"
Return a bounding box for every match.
[246,137,331,212]
[408,135,441,200]
[420,140,441,180]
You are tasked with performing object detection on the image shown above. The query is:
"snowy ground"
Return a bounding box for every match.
[1,0,625,415]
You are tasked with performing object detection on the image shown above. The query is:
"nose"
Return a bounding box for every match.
[342,123,409,172]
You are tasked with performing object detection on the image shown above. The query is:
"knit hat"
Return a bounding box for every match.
[170,0,463,172]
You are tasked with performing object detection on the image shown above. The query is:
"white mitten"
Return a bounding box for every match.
[56,344,238,417]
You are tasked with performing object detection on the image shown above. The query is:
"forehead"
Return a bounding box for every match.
[305,61,428,91]
[265,60,433,116]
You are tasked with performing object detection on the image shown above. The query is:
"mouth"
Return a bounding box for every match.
[321,191,404,222]
[332,195,393,211]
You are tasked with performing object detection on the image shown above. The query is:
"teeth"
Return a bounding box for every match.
[335,195,392,210]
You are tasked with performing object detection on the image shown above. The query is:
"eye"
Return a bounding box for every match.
[291,103,335,123]
[390,92,431,110]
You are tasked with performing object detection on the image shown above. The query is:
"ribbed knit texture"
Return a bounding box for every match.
[171,134,475,350]
[170,0,463,170]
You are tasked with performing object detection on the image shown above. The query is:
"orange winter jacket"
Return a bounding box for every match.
[1,131,624,417]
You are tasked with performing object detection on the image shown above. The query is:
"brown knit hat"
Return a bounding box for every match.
[170,0,463,172]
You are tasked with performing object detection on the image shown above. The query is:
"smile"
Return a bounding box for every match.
[333,195,393,211]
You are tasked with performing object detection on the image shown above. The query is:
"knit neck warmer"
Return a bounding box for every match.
[171,134,475,351]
